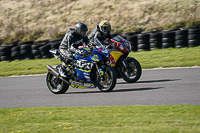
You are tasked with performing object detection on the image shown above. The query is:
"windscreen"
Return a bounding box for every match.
[112,35,131,51]
[112,35,126,42]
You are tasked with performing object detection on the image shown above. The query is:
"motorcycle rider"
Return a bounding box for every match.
[88,20,112,44]
[59,22,89,77]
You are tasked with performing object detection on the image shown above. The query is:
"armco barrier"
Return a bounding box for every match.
[0,28,200,61]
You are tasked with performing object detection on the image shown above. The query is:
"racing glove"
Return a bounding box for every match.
[75,49,89,56]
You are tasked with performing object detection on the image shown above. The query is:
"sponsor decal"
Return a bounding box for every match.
[74,60,93,70]
[93,55,98,57]
[71,81,95,88]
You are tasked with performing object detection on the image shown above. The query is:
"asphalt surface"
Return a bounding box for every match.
[0,67,200,108]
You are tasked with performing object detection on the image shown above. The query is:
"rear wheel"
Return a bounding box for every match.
[120,57,142,83]
[46,72,69,94]
[96,66,116,92]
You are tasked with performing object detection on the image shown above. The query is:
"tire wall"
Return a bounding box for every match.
[0,28,200,61]
[119,27,200,52]
[0,39,61,61]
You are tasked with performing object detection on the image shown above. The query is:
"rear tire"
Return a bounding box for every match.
[120,57,142,83]
[46,72,69,94]
[96,66,116,92]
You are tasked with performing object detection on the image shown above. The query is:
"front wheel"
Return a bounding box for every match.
[96,66,116,92]
[120,57,142,83]
[46,72,69,94]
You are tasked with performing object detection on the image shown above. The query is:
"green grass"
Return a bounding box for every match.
[0,47,200,77]
[129,46,200,69]
[0,105,199,133]
[0,58,60,77]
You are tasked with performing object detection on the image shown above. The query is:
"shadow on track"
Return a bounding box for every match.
[117,79,181,84]
[112,87,164,92]
[64,87,163,94]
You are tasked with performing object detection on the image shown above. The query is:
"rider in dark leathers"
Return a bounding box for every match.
[59,22,89,77]
[88,20,112,43]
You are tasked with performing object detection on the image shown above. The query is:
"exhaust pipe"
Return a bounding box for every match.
[47,65,71,85]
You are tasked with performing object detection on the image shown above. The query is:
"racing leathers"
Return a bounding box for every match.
[88,25,112,43]
[59,28,89,64]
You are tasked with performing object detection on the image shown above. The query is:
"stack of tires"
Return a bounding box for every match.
[39,44,52,59]
[49,39,62,50]
[11,42,20,60]
[175,29,188,48]
[125,32,138,52]
[32,40,48,59]
[137,33,150,51]
[0,45,11,61]
[19,41,34,59]
[1,28,200,62]
[0,39,63,61]
[149,31,162,50]
[38,39,61,59]
[188,28,200,47]
[162,30,176,49]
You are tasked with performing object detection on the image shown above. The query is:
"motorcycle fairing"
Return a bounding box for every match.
[71,81,95,88]
[70,66,104,88]
[110,51,123,67]
[75,68,92,83]
[74,59,94,70]
[111,39,129,53]
[74,50,106,62]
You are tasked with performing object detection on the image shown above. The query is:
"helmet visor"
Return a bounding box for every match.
[102,26,111,33]
[80,30,88,37]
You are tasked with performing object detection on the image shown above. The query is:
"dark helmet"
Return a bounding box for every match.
[99,20,111,34]
[75,22,88,37]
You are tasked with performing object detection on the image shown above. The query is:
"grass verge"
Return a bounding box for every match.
[0,46,200,77]
[129,46,200,69]
[0,105,199,133]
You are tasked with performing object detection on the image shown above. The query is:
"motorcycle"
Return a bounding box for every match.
[46,38,116,94]
[105,35,142,83]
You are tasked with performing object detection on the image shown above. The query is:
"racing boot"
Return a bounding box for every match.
[58,58,74,78]
[58,63,68,78]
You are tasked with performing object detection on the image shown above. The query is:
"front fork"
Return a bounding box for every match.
[96,62,104,80]
[121,58,129,71]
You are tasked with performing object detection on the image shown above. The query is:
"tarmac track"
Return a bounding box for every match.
[0,67,200,108]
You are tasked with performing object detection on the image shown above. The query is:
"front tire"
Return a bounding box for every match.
[46,72,69,94]
[120,57,142,83]
[96,66,116,92]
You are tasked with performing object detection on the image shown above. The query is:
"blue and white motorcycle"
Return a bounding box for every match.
[46,38,116,94]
